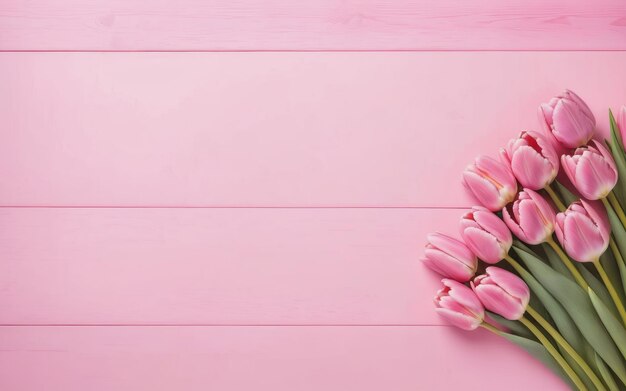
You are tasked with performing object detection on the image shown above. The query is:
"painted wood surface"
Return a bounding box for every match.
[2,1,624,388]
[0,207,456,325]
[2,52,626,207]
[0,326,568,390]
[0,0,625,51]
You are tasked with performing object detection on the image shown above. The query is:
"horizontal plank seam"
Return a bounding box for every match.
[0,205,466,209]
[2,50,626,53]
[0,324,450,327]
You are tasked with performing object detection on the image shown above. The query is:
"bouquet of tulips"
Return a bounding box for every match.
[422,91,626,391]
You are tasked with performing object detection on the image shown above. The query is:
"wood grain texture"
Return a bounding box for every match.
[0,0,625,51]
[0,326,568,391]
[2,51,626,207]
[0,207,459,325]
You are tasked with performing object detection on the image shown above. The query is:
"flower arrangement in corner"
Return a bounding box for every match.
[422,91,626,391]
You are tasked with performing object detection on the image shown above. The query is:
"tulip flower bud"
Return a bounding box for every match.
[539,89,596,149]
[422,233,478,282]
[502,189,555,245]
[460,206,512,264]
[434,279,485,330]
[561,140,618,200]
[555,200,610,263]
[472,267,530,321]
[463,155,517,211]
[500,131,559,190]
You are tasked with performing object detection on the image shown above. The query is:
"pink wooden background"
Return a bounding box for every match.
[1,1,626,390]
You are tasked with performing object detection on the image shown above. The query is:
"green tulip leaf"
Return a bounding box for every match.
[601,245,626,304]
[577,259,620,318]
[510,242,552,320]
[553,181,578,206]
[605,198,626,256]
[595,352,620,391]
[542,242,574,276]
[512,261,597,389]
[610,109,625,152]
[542,240,618,317]
[513,246,626,385]
[618,258,626,305]
[509,255,586,353]
[500,331,572,388]
[608,110,626,200]
[504,249,599,388]
[603,201,626,302]
[534,243,620,388]
[544,239,618,318]
[487,311,533,340]
[588,288,626,362]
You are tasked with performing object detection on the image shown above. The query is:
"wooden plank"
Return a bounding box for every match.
[0,207,464,325]
[0,326,568,390]
[2,52,626,207]
[0,0,624,51]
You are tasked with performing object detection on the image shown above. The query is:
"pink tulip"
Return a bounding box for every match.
[618,105,626,147]
[561,140,618,200]
[463,155,517,211]
[472,267,530,321]
[460,206,512,264]
[539,89,596,149]
[501,131,559,190]
[502,189,555,245]
[434,279,485,330]
[422,233,478,282]
[555,200,611,263]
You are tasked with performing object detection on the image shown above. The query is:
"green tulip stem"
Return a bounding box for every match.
[504,254,528,276]
[526,306,606,391]
[609,237,626,267]
[545,184,567,212]
[545,237,589,290]
[519,316,587,391]
[594,260,626,327]
[607,192,626,228]
[479,322,503,335]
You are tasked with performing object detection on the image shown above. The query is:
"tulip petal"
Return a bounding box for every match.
[517,199,551,244]
[463,171,501,211]
[472,210,512,248]
[502,207,528,243]
[423,251,474,281]
[445,279,484,315]
[575,150,617,199]
[476,155,517,190]
[561,155,578,188]
[563,213,608,262]
[526,189,556,226]
[592,140,617,172]
[510,146,554,189]
[485,267,530,307]
[539,104,554,128]
[427,233,475,266]
[539,104,568,153]
[434,280,484,330]
[438,295,472,314]
[474,284,525,320]
[581,199,611,240]
[435,308,481,330]
[531,131,559,168]
[552,98,594,148]
[459,210,482,231]
[564,90,595,124]
[462,227,503,264]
